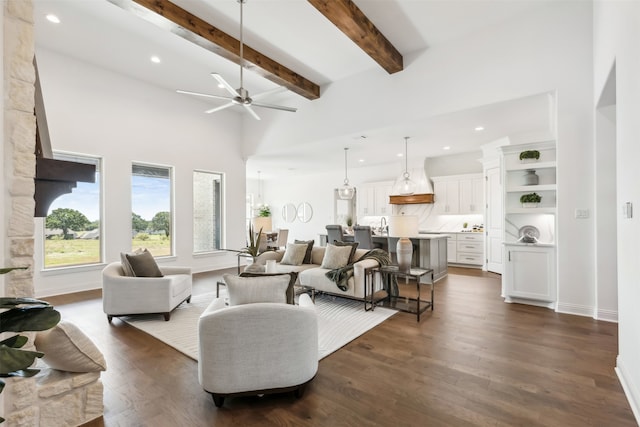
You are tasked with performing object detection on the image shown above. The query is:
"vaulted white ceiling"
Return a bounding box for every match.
[33,0,556,178]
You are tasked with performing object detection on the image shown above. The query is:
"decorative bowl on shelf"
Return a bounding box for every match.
[522,202,539,208]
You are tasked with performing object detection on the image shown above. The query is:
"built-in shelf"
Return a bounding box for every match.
[506,207,557,214]
[507,161,556,171]
[506,184,557,192]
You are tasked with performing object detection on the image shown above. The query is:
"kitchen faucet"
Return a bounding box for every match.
[380,217,387,234]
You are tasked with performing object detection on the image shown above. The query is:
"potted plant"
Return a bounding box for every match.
[0,267,61,424]
[519,150,540,162]
[345,216,353,233]
[241,224,263,262]
[520,193,542,208]
[258,205,271,218]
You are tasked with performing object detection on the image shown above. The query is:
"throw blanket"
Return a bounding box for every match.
[325,249,398,297]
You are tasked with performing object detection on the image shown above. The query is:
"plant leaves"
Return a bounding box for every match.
[0,297,53,309]
[0,306,61,333]
[0,335,28,349]
[0,267,27,275]
[0,346,44,375]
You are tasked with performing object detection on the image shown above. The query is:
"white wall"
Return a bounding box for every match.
[247,2,596,315]
[594,1,640,422]
[32,49,247,297]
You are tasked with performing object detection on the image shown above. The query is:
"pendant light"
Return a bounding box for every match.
[338,147,355,200]
[399,136,416,195]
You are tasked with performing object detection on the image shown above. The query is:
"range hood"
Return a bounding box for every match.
[389,193,434,205]
[389,166,434,205]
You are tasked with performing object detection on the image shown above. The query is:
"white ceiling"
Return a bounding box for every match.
[33,0,556,178]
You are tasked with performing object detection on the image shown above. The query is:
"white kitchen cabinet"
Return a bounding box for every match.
[450,233,484,267]
[432,174,483,215]
[459,177,484,214]
[374,183,393,215]
[357,185,375,217]
[357,181,393,217]
[433,179,460,214]
[503,244,556,306]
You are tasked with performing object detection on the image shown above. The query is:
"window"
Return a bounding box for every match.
[44,153,102,268]
[193,171,223,253]
[131,163,172,256]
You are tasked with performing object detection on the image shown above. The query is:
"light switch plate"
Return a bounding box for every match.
[623,202,633,219]
[575,209,589,219]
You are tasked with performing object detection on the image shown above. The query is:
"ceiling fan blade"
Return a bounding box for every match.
[211,73,239,97]
[204,102,236,114]
[176,89,231,101]
[251,101,297,113]
[250,86,287,101]
[243,104,261,120]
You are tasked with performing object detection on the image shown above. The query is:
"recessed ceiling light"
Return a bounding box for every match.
[358,159,365,163]
[217,83,225,88]
[150,56,161,64]
[475,126,484,131]
[397,153,403,157]
[46,14,60,24]
[443,146,451,150]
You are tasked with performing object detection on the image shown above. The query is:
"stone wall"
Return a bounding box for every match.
[3,2,104,425]
[4,0,35,298]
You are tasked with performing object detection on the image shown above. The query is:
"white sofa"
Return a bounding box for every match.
[102,262,192,322]
[254,245,380,300]
[198,293,318,407]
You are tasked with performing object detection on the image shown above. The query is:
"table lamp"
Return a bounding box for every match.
[252,216,272,234]
[388,214,418,271]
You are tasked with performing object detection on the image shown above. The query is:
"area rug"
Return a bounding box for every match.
[122,292,396,360]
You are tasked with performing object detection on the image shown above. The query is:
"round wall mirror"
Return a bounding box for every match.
[297,202,313,223]
[282,203,297,223]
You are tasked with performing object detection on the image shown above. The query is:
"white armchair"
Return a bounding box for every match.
[198,294,318,407]
[102,262,192,323]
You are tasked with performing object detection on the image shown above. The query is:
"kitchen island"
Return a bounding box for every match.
[319,233,449,283]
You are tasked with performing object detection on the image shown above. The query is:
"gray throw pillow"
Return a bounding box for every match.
[320,244,353,269]
[125,249,163,277]
[294,239,315,264]
[223,274,289,306]
[120,248,145,276]
[332,240,359,264]
[280,243,308,266]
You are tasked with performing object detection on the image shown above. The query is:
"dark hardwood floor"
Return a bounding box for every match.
[46,267,637,426]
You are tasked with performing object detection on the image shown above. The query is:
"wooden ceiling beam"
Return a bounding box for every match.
[307,0,403,74]
[108,0,320,100]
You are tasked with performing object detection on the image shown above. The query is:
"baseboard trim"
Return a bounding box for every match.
[596,309,618,323]
[616,356,640,425]
[504,296,555,309]
[555,302,594,318]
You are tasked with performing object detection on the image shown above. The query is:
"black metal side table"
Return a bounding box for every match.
[377,265,434,322]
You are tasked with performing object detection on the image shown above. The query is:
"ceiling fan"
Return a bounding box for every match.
[176,0,296,121]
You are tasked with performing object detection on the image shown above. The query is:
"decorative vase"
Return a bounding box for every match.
[522,202,539,208]
[524,170,539,185]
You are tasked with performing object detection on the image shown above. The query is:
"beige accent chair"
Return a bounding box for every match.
[198,293,318,407]
[102,262,192,323]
